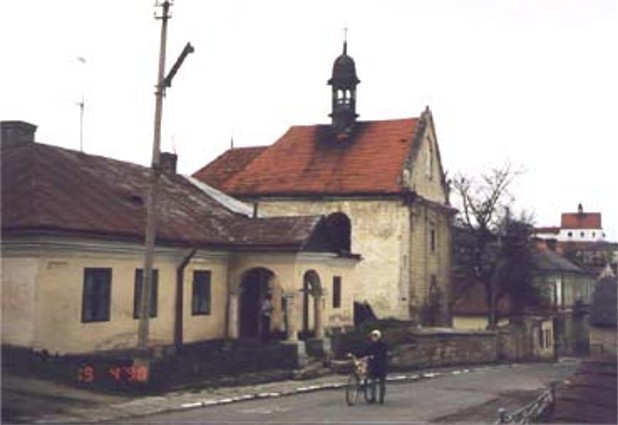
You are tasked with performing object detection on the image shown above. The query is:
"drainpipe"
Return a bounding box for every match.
[175,249,197,350]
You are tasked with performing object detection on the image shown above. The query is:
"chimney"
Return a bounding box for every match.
[160,152,177,175]
[1,121,37,146]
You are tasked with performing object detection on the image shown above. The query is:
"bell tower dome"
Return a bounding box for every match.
[328,40,360,136]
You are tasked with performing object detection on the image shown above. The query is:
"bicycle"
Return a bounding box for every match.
[345,353,377,406]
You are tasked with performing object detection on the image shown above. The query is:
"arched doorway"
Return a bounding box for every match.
[301,270,322,340]
[239,268,275,339]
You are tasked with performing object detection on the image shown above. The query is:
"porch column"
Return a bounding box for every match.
[314,289,324,339]
[228,291,239,339]
[283,291,298,342]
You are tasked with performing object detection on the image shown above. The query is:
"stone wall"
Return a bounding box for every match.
[388,329,498,369]
[331,325,499,370]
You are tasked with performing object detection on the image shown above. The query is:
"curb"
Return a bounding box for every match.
[175,367,475,411]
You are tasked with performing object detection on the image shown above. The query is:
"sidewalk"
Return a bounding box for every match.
[2,360,579,424]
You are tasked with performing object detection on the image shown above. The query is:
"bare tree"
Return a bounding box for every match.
[451,163,538,328]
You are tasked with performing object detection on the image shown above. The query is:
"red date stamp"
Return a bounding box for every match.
[77,364,149,383]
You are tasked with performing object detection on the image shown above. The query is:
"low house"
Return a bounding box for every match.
[534,241,594,356]
[452,241,595,360]
[1,120,359,356]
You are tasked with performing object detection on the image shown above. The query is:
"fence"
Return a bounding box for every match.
[495,382,556,424]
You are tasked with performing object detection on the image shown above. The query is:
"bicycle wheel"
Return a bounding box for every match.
[363,378,377,404]
[345,375,360,406]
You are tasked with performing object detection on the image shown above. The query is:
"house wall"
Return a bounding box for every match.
[227,252,357,334]
[1,239,232,354]
[256,199,409,320]
[1,257,38,347]
[255,198,451,325]
[453,315,508,330]
[2,238,358,354]
[590,327,617,355]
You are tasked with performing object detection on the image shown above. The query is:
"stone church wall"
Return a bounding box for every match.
[256,198,411,320]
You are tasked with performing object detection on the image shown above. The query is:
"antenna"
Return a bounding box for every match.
[77,56,87,151]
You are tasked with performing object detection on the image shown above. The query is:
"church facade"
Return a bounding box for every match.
[194,42,455,326]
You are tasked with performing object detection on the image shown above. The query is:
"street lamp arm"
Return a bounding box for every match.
[164,42,194,88]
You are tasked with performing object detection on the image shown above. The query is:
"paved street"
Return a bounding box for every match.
[122,361,577,424]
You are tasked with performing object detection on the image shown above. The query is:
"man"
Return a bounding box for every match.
[260,293,273,342]
[366,329,388,404]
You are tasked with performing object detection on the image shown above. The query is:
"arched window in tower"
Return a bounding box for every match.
[326,212,351,253]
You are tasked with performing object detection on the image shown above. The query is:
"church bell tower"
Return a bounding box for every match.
[328,40,360,136]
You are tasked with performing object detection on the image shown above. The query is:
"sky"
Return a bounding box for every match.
[1,0,617,240]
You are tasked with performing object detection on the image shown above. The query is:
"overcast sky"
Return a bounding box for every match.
[1,0,617,240]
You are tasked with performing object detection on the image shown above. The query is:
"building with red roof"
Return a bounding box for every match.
[194,41,455,327]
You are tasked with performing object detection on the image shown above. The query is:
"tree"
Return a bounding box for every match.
[451,163,539,328]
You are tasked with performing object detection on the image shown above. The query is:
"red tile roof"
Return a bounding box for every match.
[1,140,329,251]
[193,146,267,190]
[193,118,422,196]
[534,226,560,235]
[561,212,602,229]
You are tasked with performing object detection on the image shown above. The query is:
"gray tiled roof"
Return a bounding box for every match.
[1,139,328,251]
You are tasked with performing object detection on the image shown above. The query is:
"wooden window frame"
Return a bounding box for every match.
[82,268,112,323]
[192,270,211,316]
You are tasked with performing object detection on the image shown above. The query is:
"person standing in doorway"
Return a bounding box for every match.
[260,293,274,342]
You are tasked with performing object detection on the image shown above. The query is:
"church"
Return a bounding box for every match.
[194,41,455,327]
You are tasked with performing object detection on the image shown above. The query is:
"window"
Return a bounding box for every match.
[82,268,112,322]
[192,270,211,315]
[333,276,342,309]
[430,228,437,253]
[133,269,158,319]
[425,142,434,179]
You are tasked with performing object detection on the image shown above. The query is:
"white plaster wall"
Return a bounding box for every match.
[256,199,410,319]
[1,241,233,354]
[227,252,357,332]
[1,257,39,347]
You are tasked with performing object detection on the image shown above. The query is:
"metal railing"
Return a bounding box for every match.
[495,382,556,424]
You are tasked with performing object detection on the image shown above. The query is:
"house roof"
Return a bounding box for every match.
[561,212,602,229]
[590,277,617,327]
[1,138,332,251]
[533,248,586,274]
[193,146,267,191]
[193,118,423,196]
[534,226,560,235]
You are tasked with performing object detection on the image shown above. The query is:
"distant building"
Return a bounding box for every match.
[536,203,605,242]
[194,41,455,327]
[534,204,617,278]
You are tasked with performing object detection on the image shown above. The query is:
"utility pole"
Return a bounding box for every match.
[138,0,193,352]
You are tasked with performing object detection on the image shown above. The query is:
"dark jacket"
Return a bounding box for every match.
[366,339,388,378]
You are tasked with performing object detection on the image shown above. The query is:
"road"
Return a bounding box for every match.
[126,360,577,424]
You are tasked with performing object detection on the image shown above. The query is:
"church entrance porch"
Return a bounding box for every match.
[239,268,275,340]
